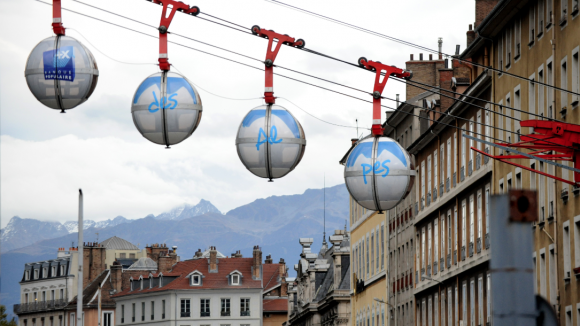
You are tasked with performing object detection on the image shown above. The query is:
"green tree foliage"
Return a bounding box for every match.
[0,305,17,326]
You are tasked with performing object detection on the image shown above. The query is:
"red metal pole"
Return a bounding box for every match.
[52,0,65,35]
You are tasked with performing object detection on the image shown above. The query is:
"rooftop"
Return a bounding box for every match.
[100,236,139,250]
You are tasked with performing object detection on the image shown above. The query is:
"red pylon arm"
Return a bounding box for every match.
[474,147,578,186]
[52,0,65,35]
[358,58,412,136]
[251,26,305,104]
[152,0,199,71]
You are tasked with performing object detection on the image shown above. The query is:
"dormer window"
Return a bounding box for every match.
[159,275,163,288]
[140,278,144,290]
[43,268,47,278]
[187,271,203,286]
[130,280,134,291]
[60,266,65,275]
[25,270,30,281]
[228,270,242,286]
[51,266,56,277]
[34,270,39,279]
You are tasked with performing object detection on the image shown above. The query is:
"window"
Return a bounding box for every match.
[514,18,521,59]
[562,57,568,109]
[478,275,483,325]
[434,150,438,195]
[129,253,136,259]
[529,5,536,45]
[51,266,56,277]
[43,268,47,278]
[371,233,375,274]
[448,287,453,326]
[51,290,55,300]
[441,216,445,263]
[561,0,568,22]
[564,222,571,279]
[462,200,467,249]
[506,27,512,68]
[548,60,554,118]
[232,274,240,285]
[461,125,466,171]
[469,195,475,246]
[538,0,545,36]
[421,227,426,270]
[500,178,504,194]
[448,211,452,255]
[366,235,370,278]
[119,253,126,259]
[428,223,432,267]
[201,299,210,317]
[221,298,231,316]
[376,229,379,270]
[71,313,75,326]
[181,299,190,317]
[162,300,165,319]
[470,279,475,326]
[572,49,579,105]
[121,305,124,324]
[549,246,557,303]
[241,298,250,316]
[498,32,504,72]
[61,265,65,275]
[447,139,452,184]
[103,312,112,326]
[25,270,30,281]
[498,102,504,148]
[421,161,426,205]
[381,225,385,269]
[151,301,154,320]
[42,291,46,302]
[434,220,439,268]
[34,270,39,279]
[454,133,457,183]
[540,250,547,297]
[454,207,458,253]
[462,282,467,326]
[539,162,545,221]
[141,302,145,321]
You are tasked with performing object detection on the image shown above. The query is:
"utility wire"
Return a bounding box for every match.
[67,28,155,65]
[39,0,574,151]
[278,97,364,130]
[265,0,580,97]
[79,0,552,125]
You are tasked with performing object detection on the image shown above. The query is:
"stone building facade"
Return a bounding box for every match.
[286,230,350,326]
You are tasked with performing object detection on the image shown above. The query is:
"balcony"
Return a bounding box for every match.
[460,167,465,182]
[426,193,431,206]
[440,257,444,272]
[461,246,466,261]
[415,202,419,216]
[13,300,68,314]
[477,238,482,253]
[241,311,251,317]
[485,233,490,249]
[453,172,457,187]
[433,188,438,201]
[476,154,481,170]
[447,254,451,268]
[574,184,580,196]
[560,9,567,26]
[562,189,569,203]
[433,261,438,275]
[453,250,457,265]
[200,312,210,317]
[221,310,231,317]
[426,266,431,277]
[420,268,425,281]
[484,147,490,164]
[440,183,444,197]
[572,4,579,16]
[181,312,190,318]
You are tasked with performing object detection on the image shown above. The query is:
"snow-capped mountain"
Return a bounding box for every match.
[155,199,221,220]
[1,216,129,253]
[62,216,129,233]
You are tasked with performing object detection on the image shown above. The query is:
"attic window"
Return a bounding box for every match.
[60,266,65,275]
[232,275,240,285]
[159,276,163,288]
[140,279,144,290]
[130,280,134,291]
[25,270,30,281]
[192,275,201,285]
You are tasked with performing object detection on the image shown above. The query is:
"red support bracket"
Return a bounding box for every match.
[251,25,305,104]
[358,57,412,136]
[152,0,200,71]
[52,0,65,35]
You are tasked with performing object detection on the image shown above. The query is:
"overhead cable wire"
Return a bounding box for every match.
[78,0,551,125]
[38,0,574,152]
[264,0,580,97]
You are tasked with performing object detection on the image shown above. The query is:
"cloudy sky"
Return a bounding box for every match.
[0,0,474,227]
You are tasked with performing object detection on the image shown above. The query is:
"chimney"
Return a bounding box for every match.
[235,250,243,258]
[209,246,218,272]
[475,0,499,29]
[265,255,273,264]
[252,246,262,279]
[466,24,476,48]
[195,249,203,258]
[110,261,123,293]
[279,259,288,297]
[438,37,443,59]
[299,238,313,255]
[351,138,358,146]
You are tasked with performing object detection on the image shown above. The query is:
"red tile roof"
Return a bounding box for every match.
[263,298,288,312]
[114,258,282,298]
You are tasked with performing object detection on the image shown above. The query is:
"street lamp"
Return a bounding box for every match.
[373,297,394,308]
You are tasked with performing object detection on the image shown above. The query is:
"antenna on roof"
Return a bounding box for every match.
[96,232,99,243]
[356,119,359,138]
[323,174,327,247]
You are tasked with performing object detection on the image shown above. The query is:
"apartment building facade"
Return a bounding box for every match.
[286,230,351,326]
[472,0,580,323]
